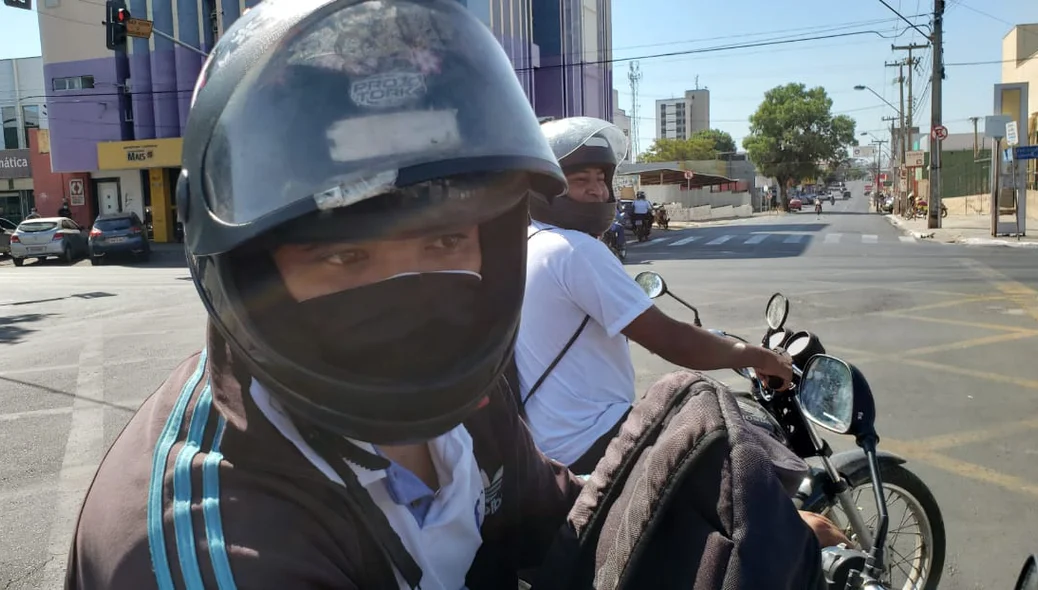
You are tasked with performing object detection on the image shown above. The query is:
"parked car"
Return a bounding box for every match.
[788,197,803,212]
[88,212,151,265]
[0,217,17,255]
[9,217,89,266]
[842,190,851,199]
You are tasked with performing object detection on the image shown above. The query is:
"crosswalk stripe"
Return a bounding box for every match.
[705,235,732,246]
[862,234,878,244]
[744,234,768,245]
[646,237,669,245]
[899,235,917,243]
[783,234,805,244]
[669,236,700,246]
[824,233,843,244]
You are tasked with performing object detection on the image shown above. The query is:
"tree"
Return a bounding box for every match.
[690,129,737,155]
[640,137,718,162]
[742,83,858,210]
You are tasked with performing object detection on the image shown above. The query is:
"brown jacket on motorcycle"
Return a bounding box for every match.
[64,324,581,590]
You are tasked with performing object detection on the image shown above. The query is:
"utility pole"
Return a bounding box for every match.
[892,43,928,146]
[882,115,900,211]
[969,116,980,158]
[886,60,908,211]
[928,0,946,229]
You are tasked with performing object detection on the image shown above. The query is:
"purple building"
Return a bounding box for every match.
[37,0,611,240]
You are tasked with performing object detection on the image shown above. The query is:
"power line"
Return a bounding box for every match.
[874,0,932,38]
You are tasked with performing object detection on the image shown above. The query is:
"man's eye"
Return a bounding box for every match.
[429,233,468,250]
[323,249,367,265]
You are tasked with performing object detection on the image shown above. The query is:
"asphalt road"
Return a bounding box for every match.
[626,184,1038,589]
[1,184,1037,588]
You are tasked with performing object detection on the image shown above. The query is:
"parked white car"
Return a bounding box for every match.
[9,217,90,266]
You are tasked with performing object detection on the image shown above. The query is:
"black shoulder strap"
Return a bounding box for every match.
[305,429,424,590]
[523,227,591,408]
[521,315,590,407]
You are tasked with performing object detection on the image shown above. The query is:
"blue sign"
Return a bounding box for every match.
[1014,145,1038,160]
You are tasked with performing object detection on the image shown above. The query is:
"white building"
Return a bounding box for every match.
[655,88,710,140]
[0,56,47,152]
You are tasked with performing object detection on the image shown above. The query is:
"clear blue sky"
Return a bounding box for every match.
[2,0,1036,152]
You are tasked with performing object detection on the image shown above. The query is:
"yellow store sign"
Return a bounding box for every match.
[97,137,183,170]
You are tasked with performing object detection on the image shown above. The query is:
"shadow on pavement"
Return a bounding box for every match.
[0,373,137,412]
[0,292,116,308]
[0,313,55,344]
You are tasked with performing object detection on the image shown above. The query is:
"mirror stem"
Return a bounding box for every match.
[862,440,888,575]
[665,293,701,327]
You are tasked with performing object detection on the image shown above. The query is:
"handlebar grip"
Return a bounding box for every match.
[765,375,786,390]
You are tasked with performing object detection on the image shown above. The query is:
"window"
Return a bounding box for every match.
[1,106,18,149]
[21,105,39,145]
[52,76,95,92]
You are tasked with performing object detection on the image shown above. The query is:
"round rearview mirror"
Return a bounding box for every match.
[635,271,666,299]
[765,293,790,330]
[798,355,855,434]
[1015,555,1038,590]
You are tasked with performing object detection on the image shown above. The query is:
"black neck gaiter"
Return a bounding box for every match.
[291,271,483,380]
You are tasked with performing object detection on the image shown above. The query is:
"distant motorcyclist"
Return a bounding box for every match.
[632,191,652,233]
[815,199,823,219]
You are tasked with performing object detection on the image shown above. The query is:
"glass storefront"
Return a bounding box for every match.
[0,191,31,225]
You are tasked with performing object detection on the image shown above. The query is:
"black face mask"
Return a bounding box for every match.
[293,272,483,380]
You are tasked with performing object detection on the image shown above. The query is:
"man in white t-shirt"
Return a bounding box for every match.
[517,117,793,474]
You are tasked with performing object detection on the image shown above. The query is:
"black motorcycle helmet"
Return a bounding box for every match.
[177,0,566,444]
[532,117,629,235]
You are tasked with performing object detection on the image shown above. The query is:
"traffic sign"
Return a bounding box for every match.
[1013,145,1038,160]
[3,0,32,10]
[931,125,948,140]
[126,17,154,39]
[68,178,85,206]
[1006,121,1019,146]
[905,150,925,167]
[683,170,694,180]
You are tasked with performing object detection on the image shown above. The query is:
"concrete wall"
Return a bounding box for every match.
[942,190,1038,221]
[641,184,751,209]
[1002,25,1038,126]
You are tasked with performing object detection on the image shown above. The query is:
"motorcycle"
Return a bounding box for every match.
[633,214,651,242]
[602,213,627,261]
[653,204,670,230]
[634,271,947,590]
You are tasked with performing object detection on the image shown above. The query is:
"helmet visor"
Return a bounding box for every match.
[540,116,630,165]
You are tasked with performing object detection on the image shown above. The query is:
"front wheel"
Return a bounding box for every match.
[821,462,945,590]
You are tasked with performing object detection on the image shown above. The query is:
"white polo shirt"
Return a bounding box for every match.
[632,199,652,214]
[250,381,485,590]
[516,221,654,466]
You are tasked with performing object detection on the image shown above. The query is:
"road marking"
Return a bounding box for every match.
[862,234,878,244]
[783,234,805,244]
[899,235,917,243]
[899,330,1038,356]
[907,416,1038,451]
[0,363,79,377]
[880,311,1038,334]
[744,234,769,245]
[705,235,732,246]
[669,235,700,246]
[824,233,843,244]
[883,441,1038,500]
[41,321,106,588]
[645,237,669,246]
[0,407,73,423]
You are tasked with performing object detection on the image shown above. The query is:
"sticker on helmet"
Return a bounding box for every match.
[326,110,461,163]
[349,72,427,109]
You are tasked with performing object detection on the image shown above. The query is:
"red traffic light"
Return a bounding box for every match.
[116,8,129,22]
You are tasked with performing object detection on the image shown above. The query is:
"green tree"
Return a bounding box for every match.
[742,83,858,210]
[690,129,737,154]
[640,137,718,162]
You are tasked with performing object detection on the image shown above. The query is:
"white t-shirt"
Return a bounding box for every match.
[250,382,485,590]
[516,221,654,466]
[632,199,652,214]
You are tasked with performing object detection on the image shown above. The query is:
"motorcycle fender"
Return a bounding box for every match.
[793,450,907,512]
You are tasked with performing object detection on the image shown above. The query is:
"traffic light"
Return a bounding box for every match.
[105,1,130,51]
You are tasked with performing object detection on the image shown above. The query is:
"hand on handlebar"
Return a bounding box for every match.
[799,511,852,548]
[755,348,793,391]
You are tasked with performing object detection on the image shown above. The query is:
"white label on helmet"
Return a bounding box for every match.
[312,169,398,211]
[326,109,461,162]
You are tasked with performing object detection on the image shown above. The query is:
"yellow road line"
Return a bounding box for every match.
[904,416,1038,451]
[878,311,1038,334]
[882,442,1038,500]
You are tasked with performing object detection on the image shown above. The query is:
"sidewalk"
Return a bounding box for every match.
[884,213,1038,248]
[666,210,787,230]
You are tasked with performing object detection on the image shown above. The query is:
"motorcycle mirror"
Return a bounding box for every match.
[635,271,666,299]
[1015,555,1038,590]
[798,355,876,440]
[765,293,790,330]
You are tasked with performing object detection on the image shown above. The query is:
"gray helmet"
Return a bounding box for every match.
[533,117,628,235]
[177,0,566,444]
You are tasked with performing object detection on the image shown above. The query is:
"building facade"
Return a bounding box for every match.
[36,0,613,242]
[611,88,631,143]
[1,56,48,223]
[655,89,710,140]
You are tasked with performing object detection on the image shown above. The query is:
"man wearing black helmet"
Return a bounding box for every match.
[64,2,581,589]
[517,117,794,474]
